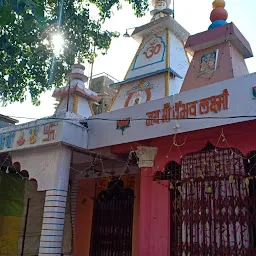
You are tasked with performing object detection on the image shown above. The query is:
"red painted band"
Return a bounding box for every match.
[46,194,67,197]
[40,240,62,243]
[44,217,64,220]
[44,205,66,208]
[42,228,63,231]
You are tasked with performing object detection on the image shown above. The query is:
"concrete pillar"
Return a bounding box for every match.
[136,146,170,255]
[39,189,68,255]
[139,167,154,255]
[135,146,158,256]
[38,146,72,256]
[150,180,170,255]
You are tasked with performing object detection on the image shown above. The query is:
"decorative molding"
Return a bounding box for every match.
[11,145,72,191]
[135,146,158,168]
[116,118,131,135]
[110,67,182,88]
[132,36,166,70]
[124,81,152,107]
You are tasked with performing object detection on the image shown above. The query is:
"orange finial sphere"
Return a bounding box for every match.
[210,7,228,22]
[212,0,226,9]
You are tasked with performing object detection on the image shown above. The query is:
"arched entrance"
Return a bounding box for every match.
[90,178,135,256]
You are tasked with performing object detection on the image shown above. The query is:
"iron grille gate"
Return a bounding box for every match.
[90,179,134,256]
[165,146,256,256]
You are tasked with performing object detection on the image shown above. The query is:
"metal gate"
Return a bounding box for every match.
[90,178,134,256]
[165,146,256,255]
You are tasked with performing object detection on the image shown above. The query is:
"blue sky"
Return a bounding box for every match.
[1,0,255,123]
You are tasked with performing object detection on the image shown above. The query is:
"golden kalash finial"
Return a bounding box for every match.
[209,0,228,30]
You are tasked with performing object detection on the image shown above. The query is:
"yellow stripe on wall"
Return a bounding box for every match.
[88,101,95,115]
[73,94,79,114]
[165,29,171,96]
[0,215,23,255]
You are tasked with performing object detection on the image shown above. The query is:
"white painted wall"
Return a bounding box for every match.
[88,72,256,149]
[11,145,71,191]
[77,97,92,117]
[70,79,85,89]
[56,96,74,115]
[169,33,189,95]
[110,28,190,111]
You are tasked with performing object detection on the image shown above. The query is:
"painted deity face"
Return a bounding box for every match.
[134,98,140,105]
[200,51,218,74]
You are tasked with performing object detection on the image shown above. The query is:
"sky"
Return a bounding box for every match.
[1,0,256,123]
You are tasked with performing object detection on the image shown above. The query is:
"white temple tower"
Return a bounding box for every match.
[108,0,191,111]
[53,64,99,117]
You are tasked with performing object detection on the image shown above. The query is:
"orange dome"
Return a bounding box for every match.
[210,7,228,22]
[212,0,225,9]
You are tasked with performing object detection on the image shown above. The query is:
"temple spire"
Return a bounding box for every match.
[180,0,252,92]
[107,0,190,111]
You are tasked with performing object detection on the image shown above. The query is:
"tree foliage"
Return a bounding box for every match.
[0,0,148,105]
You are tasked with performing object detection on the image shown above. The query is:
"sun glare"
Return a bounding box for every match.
[52,33,65,56]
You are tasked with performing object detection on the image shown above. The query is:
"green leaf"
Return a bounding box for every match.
[0,0,147,104]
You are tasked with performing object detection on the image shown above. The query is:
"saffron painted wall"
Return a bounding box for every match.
[74,175,141,255]
[73,179,95,256]
[180,42,249,92]
[139,168,170,256]
[111,120,256,256]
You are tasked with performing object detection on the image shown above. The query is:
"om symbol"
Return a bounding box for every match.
[143,39,161,59]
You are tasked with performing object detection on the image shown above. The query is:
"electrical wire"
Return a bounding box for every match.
[2,115,256,122]
[1,119,256,188]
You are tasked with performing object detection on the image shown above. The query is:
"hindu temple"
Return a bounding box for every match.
[0,0,256,255]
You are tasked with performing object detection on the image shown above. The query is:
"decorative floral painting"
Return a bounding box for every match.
[200,50,218,74]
